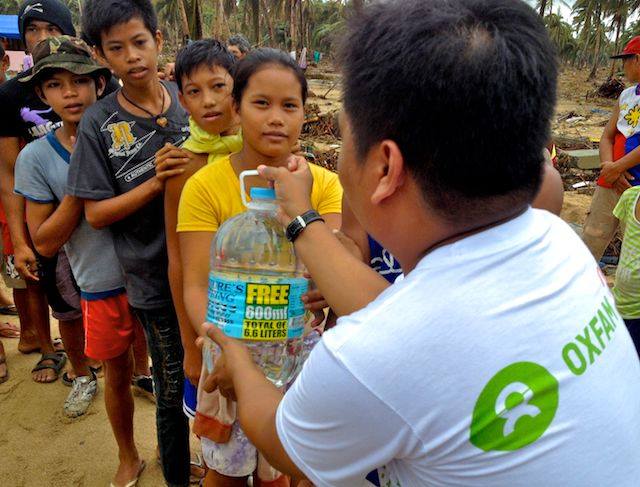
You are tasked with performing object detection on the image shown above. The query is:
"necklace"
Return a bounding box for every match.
[121,84,168,127]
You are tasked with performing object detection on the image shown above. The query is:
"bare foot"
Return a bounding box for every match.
[0,341,8,383]
[112,458,145,487]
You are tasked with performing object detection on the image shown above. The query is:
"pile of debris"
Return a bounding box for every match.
[588,77,626,100]
[303,104,340,139]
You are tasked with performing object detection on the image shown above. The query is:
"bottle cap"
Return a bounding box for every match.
[250,187,276,200]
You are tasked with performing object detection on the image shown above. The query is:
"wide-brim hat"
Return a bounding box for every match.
[20,35,111,84]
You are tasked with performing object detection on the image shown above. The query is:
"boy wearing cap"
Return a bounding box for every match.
[583,36,640,260]
[13,36,146,486]
[0,0,74,384]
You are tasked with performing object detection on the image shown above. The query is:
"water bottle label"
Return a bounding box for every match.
[207,274,308,341]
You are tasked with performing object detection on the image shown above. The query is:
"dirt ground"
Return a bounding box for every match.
[0,65,622,486]
[0,307,170,486]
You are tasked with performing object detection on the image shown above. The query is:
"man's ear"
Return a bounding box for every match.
[370,140,405,206]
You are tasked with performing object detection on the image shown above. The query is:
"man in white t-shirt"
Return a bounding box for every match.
[200,0,640,485]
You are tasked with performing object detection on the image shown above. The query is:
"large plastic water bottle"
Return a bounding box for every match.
[203,170,308,388]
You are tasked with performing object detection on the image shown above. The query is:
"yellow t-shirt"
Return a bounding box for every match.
[177,154,342,233]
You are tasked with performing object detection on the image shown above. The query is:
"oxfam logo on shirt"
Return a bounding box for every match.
[470,362,559,452]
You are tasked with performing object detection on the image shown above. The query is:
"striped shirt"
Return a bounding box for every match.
[613,186,640,318]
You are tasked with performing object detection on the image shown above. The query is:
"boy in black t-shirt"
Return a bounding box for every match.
[67,1,191,485]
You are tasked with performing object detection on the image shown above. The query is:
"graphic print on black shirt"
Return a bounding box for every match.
[68,81,189,309]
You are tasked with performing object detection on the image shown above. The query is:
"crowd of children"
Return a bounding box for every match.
[1,0,640,485]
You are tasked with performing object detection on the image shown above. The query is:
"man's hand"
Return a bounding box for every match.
[154,143,189,189]
[613,173,634,195]
[257,156,314,225]
[14,243,39,281]
[201,324,257,400]
[184,347,203,387]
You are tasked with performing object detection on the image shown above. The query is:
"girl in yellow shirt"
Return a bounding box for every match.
[177,48,342,486]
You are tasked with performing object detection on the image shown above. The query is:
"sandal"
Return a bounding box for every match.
[31,352,66,383]
[0,305,18,316]
[109,460,146,487]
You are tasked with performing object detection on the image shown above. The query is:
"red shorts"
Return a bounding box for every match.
[81,289,138,360]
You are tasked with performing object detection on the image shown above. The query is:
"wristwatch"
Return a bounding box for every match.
[286,210,325,242]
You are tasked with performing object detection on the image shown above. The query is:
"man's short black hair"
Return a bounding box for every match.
[340,0,558,224]
[81,0,158,49]
[175,39,236,92]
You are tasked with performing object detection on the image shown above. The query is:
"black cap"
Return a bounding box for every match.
[18,0,76,45]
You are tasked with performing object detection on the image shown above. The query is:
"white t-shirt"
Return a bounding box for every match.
[276,209,640,486]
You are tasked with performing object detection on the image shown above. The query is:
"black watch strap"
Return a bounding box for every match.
[286,210,325,242]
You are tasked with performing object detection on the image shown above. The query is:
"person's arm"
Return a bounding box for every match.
[25,196,82,258]
[0,137,38,280]
[259,158,388,317]
[85,144,190,228]
[165,148,207,386]
[598,104,640,188]
[179,231,214,336]
[203,324,410,486]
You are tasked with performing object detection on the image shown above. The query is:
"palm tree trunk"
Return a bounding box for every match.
[178,0,190,40]
[260,0,276,45]
[251,0,260,45]
[290,0,297,52]
[588,4,602,81]
[538,0,548,17]
[609,16,624,78]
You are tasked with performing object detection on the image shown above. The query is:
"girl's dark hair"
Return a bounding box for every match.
[232,48,308,105]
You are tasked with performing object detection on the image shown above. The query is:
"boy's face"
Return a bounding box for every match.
[623,55,640,83]
[38,70,103,125]
[179,65,235,135]
[237,66,304,159]
[97,17,162,87]
[228,45,244,60]
[24,20,62,54]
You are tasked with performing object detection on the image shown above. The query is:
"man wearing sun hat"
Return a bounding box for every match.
[582,36,640,261]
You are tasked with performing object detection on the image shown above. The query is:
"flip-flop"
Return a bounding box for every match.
[0,355,8,384]
[109,460,146,487]
[31,352,66,383]
[0,322,19,338]
[0,305,18,316]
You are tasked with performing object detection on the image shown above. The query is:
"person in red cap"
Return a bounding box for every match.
[582,36,640,260]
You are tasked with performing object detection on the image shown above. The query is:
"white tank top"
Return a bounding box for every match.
[617,84,640,138]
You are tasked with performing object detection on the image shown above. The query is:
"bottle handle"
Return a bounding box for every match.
[239,170,259,207]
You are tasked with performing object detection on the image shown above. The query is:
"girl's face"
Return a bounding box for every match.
[237,65,304,160]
